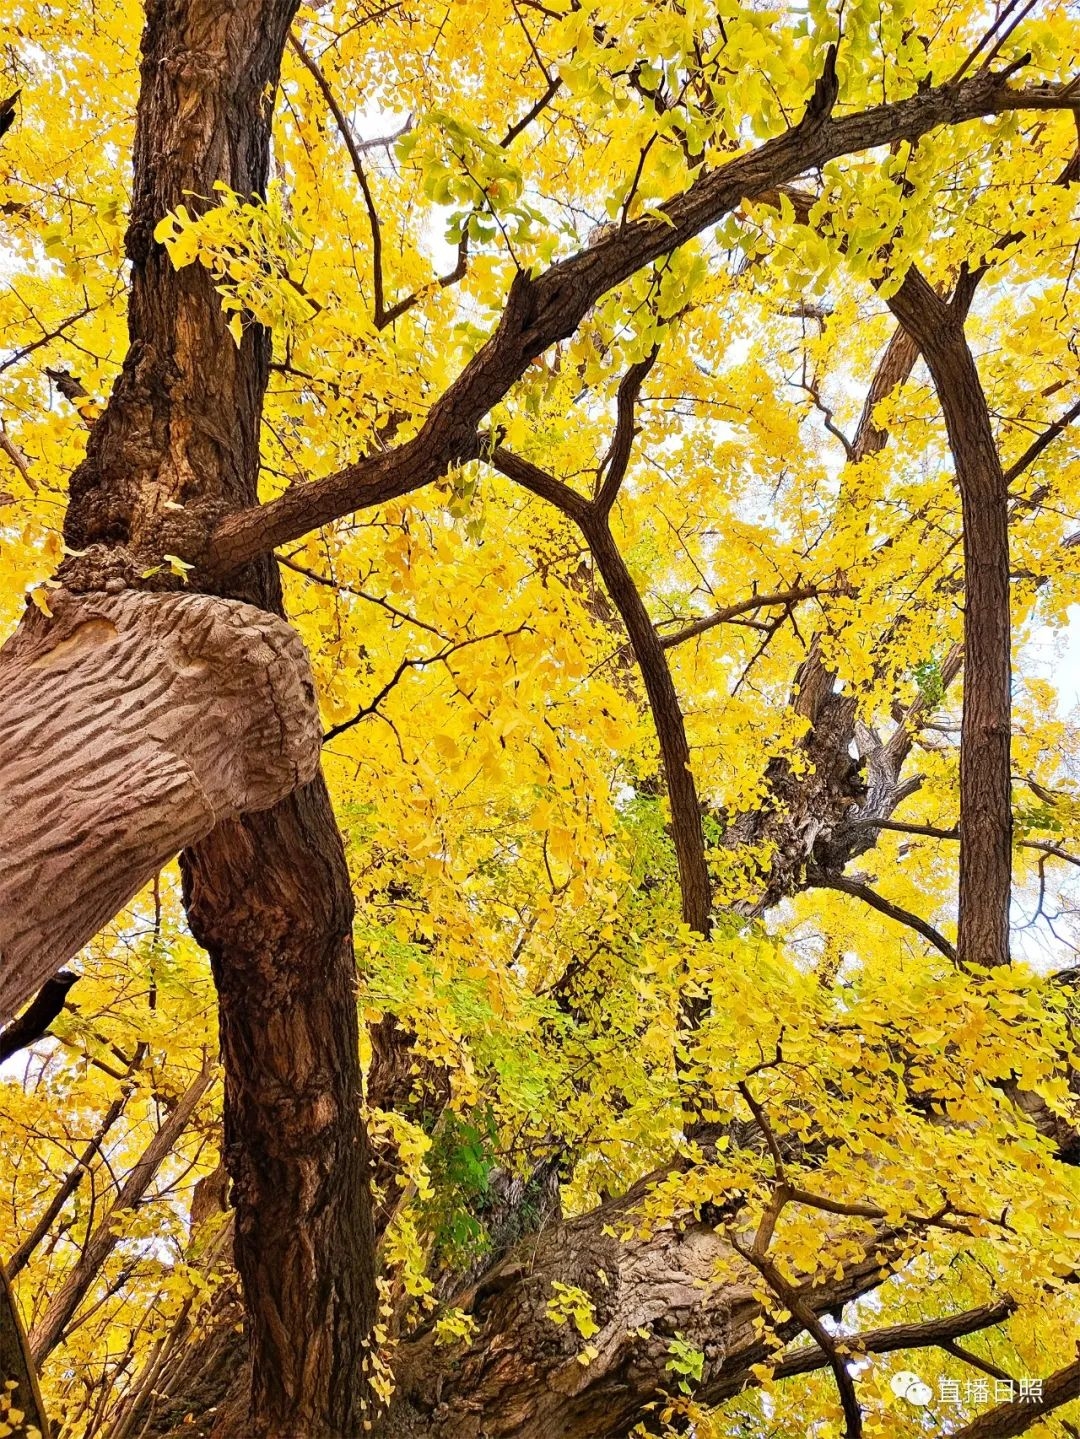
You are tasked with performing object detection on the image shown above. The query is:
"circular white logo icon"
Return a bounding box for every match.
[890,1371,932,1406]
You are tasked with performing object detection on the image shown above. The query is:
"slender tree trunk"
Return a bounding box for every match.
[1,1262,51,1439]
[28,1062,214,1365]
[887,273,1012,968]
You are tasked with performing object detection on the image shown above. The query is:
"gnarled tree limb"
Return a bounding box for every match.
[0,589,320,1021]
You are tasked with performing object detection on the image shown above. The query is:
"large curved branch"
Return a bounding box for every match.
[807,868,957,961]
[490,428,711,939]
[0,590,320,1021]
[205,65,1080,576]
[372,1181,890,1438]
[584,518,711,937]
[950,1357,1080,1438]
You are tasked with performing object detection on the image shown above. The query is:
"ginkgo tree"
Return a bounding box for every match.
[1,0,1080,1436]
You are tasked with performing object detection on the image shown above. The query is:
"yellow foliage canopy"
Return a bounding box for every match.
[1,1,1080,1435]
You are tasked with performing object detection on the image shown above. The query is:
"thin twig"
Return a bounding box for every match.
[323,624,529,740]
[660,585,839,648]
[501,76,562,146]
[1002,395,1080,485]
[289,36,390,327]
[0,304,92,375]
[276,551,449,637]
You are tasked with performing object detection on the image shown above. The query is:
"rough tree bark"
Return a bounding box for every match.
[5,19,1079,1438]
[0,590,319,1020]
[0,1261,51,1439]
[886,271,1013,969]
[2,1,377,1434]
[368,1180,887,1439]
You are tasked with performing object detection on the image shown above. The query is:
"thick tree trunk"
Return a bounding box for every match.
[369,1176,886,1439]
[118,1165,898,1439]
[11,0,380,1432]
[61,0,298,587]
[181,789,375,1437]
[923,343,1012,970]
[0,590,318,1020]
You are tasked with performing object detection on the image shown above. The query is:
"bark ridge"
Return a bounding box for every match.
[0,588,319,1018]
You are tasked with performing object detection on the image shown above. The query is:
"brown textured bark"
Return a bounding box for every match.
[1,1261,51,1439]
[61,0,296,589]
[850,324,920,462]
[0,590,319,1020]
[368,1173,891,1439]
[126,1165,904,1439]
[181,788,375,1438]
[886,272,1013,969]
[15,0,378,1433]
[949,1358,1080,1438]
